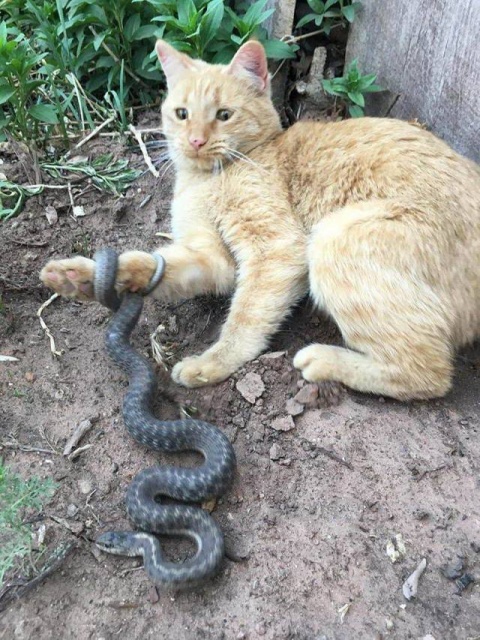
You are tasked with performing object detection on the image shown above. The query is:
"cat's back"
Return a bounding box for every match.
[274,117,480,221]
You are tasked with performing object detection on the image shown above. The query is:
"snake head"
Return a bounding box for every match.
[95,531,140,557]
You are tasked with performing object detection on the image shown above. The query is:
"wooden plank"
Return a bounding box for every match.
[346,0,480,161]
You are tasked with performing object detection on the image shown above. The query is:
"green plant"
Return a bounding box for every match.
[144,0,296,64]
[42,153,142,196]
[0,0,297,150]
[0,460,56,584]
[296,0,361,34]
[0,21,63,144]
[322,59,383,117]
[0,180,44,221]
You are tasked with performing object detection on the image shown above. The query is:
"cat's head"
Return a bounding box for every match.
[156,40,282,172]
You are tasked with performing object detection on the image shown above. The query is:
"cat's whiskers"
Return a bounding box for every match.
[224,147,266,173]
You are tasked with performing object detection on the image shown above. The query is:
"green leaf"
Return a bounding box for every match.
[356,73,377,90]
[262,39,297,60]
[124,13,141,40]
[198,0,224,51]
[28,103,60,124]
[212,44,237,64]
[324,0,339,9]
[307,0,325,13]
[177,0,197,27]
[132,25,162,41]
[347,91,365,106]
[349,104,364,118]
[341,5,356,22]
[0,85,15,105]
[296,13,317,29]
[243,0,273,28]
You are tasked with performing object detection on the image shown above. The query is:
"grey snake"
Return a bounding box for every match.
[93,248,236,586]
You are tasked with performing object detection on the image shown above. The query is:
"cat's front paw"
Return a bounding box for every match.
[40,257,96,301]
[172,354,231,388]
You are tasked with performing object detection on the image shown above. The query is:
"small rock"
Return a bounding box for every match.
[403,558,427,600]
[285,398,304,416]
[442,558,464,580]
[69,520,85,535]
[271,416,295,432]
[24,371,35,382]
[294,384,319,406]
[78,477,94,495]
[255,622,266,636]
[385,619,394,630]
[44,205,58,225]
[260,350,286,360]
[147,586,159,604]
[471,541,480,553]
[236,633,246,640]
[236,373,265,404]
[67,504,79,518]
[269,444,283,461]
[456,572,475,594]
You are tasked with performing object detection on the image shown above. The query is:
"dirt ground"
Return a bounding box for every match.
[1,138,479,640]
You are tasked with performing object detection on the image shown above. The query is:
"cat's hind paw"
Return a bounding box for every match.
[293,344,335,382]
[40,256,96,301]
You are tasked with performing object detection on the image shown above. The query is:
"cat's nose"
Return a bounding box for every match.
[189,135,207,150]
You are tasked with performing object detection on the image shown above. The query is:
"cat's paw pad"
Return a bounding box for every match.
[40,257,96,301]
[172,354,229,388]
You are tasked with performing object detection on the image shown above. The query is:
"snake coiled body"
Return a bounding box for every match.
[94,249,236,586]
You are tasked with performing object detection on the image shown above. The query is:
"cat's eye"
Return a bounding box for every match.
[175,108,188,120]
[216,109,232,122]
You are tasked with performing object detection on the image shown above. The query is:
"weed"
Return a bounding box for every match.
[1,154,140,221]
[0,0,297,150]
[0,180,44,221]
[70,232,92,257]
[322,59,383,117]
[296,0,361,34]
[0,459,56,584]
[41,153,142,196]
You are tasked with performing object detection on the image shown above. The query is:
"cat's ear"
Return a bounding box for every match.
[155,40,196,89]
[226,41,269,92]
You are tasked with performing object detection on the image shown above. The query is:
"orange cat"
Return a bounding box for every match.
[41,40,480,400]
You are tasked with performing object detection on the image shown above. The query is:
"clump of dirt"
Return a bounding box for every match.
[1,138,479,640]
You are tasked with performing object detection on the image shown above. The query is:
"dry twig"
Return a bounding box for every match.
[128,124,159,177]
[37,293,64,358]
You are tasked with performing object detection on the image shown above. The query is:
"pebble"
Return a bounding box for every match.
[269,443,283,461]
[147,586,160,604]
[255,622,266,636]
[442,558,464,580]
[285,398,304,416]
[294,384,319,406]
[271,416,295,432]
[78,477,94,495]
[24,371,35,382]
[67,503,79,517]
[236,373,265,404]
[260,350,286,360]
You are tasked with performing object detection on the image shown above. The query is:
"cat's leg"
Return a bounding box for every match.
[172,255,308,387]
[294,201,454,400]
[40,242,235,302]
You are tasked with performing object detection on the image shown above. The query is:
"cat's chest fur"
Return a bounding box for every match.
[170,162,297,253]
